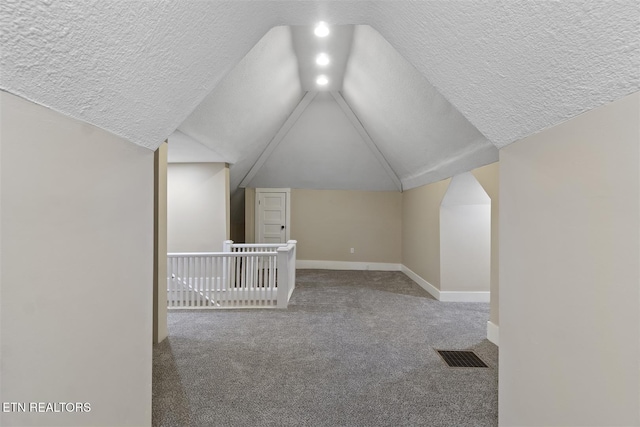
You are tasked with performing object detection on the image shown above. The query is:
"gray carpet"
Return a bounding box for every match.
[153,270,498,427]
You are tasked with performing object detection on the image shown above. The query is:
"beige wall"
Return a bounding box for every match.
[499,92,640,426]
[223,165,231,240]
[154,142,168,344]
[291,189,402,263]
[244,187,256,243]
[401,178,451,288]
[0,92,153,427]
[167,163,229,252]
[472,163,499,324]
[401,164,499,320]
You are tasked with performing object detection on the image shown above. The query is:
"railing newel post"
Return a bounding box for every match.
[276,247,289,309]
[222,240,233,291]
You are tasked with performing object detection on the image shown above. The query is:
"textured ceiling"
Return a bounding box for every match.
[1,1,638,186]
[367,1,640,148]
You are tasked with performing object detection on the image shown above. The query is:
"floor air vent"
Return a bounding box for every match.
[436,350,488,368]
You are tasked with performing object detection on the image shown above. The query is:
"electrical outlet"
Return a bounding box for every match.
[350,248,355,254]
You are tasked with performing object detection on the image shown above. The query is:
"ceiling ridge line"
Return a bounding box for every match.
[239,91,318,188]
[329,91,403,192]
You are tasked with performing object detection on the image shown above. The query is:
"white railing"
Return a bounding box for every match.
[167,240,296,309]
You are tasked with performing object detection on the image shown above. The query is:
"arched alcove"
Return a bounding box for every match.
[440,172,491,293]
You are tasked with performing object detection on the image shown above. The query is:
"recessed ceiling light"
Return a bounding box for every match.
[316,53,330,66]
[314,22,330,37]
[316,75,329,86]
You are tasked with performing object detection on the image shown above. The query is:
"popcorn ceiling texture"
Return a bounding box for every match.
[0,1,368,149]
[368,1,640,148]
[2,1,638,156]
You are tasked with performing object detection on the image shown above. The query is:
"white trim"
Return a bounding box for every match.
[294,262,490,302]
[168,305,277,310]
[439,291,490,303]
[401,265,491,302]
[487,321,499,346]
[297,260,401,271]
[255,188,291,242]
[255,187,292,193]
[400,265,440,300]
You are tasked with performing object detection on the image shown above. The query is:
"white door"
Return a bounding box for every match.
[257,191,288,243]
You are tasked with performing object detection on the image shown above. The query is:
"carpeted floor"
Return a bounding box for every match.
[153,270,498,427]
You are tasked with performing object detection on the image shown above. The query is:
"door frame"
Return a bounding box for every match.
[255,188,291,243]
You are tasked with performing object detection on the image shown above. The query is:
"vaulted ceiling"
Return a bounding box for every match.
[2,1,638,194]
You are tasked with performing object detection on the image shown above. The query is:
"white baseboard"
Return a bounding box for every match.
[400,265,490,302]
[297,260,401,271]
[487,321,499,346]
[439,291,490,303]
[400,265,441,300]
[296,262,490,303]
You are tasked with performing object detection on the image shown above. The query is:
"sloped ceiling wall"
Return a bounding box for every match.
[342,25,498,189]
[176,26,303,191]
[248,92,398,191]
[244,24,498,192]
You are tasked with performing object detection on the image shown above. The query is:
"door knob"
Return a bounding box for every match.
[281,225,285,230]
